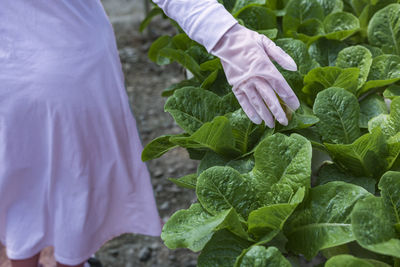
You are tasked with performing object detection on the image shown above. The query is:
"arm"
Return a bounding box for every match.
[152,0,237,52]
[154,0,299,127]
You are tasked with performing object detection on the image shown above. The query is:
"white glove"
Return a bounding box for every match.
[210,24,300,127]
[154,0,300,127]
[152,0,237,52]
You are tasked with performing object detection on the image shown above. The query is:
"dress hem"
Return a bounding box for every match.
[1,227,162,265]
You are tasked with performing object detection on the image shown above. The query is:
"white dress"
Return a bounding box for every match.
[0,0,237,264]
[0,1,161,265]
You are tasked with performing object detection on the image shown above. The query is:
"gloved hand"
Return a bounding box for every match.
[153,0,300,127]
[210,24,300,127]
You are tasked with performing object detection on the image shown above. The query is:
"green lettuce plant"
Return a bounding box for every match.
[141,0,400,265]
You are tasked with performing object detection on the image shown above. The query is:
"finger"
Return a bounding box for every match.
[262,36,297,72]
[268,68,300,110]
[244,85,275,128]
[255,79,289,126]
[232,87,262,125]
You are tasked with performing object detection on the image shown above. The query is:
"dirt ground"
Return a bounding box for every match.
[0,0,199,266]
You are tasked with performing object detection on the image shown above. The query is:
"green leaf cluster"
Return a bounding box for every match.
[142,0,400,265]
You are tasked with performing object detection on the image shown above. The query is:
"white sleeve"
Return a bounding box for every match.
[152,0,238,52]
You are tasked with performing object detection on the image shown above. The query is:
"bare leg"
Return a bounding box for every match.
[10,251,40,267]
[56,261,86,267]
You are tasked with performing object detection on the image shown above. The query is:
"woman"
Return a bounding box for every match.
[0,0,298,266]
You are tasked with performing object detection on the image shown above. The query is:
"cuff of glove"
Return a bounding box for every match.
[154,0,238,52]
[196,4,238,52]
